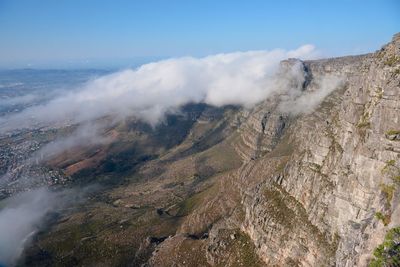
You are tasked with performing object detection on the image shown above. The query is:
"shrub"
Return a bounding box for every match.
[386,160,396,166]
[375,212,391,226]
[357,121,371,128]
[380,184,395,203]
[386,130,400,136]
[384,56,399,66]
[375,87,384,99]
[369,227,400,266]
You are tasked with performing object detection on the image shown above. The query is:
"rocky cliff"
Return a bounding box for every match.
[239,33,400,266]
[148,33,400,266]
[21,34,400,267]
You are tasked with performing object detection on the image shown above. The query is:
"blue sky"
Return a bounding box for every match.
[0,0,399,69]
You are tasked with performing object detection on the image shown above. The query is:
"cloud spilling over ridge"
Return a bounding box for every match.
[279,75,344,114]
[0,188,86,266]
[0,45,319,132]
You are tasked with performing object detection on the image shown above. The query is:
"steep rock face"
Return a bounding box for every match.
[239,34,400,266]
[144,35,400,267]
[21,35,400,267]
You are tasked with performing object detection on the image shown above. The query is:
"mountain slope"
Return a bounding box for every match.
[21,33,400,267]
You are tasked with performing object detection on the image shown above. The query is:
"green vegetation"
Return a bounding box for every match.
[369,227,400,266]
[234,231,264,267]
[177,195,201,216]
[266,133,295,158]
[375,212,391,226]
[310,162,322,172]
[25,202,181,267]
[214,229,264,267]
[357,110,371,129]
[357,121,371,128]
[173,239,209,266]
[381,159,398,174]
[381,159,400,184]
[375,87,384,99]
[376,51,384,59]
[386,160,396,166]
[386,130,400,136]
[176,184,218,216]
[275,159,288,173]
[383,55,399,67]
[197,142,242,173]
[380,183,395,204]
[263,185,338,262]
[263,187,296,228]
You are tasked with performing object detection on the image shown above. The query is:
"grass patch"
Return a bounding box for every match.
[275,158,289,173]
[212,229,264,267]
[386,160,396,166]
[357,121,371,128]
[234,231,264,267]
[375,212,391,226]
[381,160,398,174]
[176,184,218,216]
[177,195,201,216]
[309,162,322,173]
[380,183,395,204]
[383,55,399,67]
[266,133,295,158]
[375,87,384,99]
[357,111,371,129]
[263,187,296,228]
[392,175,400,184]
[386,130,400,136]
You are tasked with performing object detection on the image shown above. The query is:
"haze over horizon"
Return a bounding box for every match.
[0,1,400,266]
[0,0,399,69]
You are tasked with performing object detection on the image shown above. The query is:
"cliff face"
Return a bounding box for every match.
[233,34,400,266]
[148,34,400,266]
[21,35,400,267]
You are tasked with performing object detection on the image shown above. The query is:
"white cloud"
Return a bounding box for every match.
[0,187,94,266]
[31,123,111,163]
[0,94,38,107]
[0,45,319,132]
[279,75,344,114]
[0,189,67,266]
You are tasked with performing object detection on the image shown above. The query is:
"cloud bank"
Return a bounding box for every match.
[0,46,344,266]
[0,45,319,132]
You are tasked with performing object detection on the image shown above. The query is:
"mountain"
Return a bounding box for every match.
[17,33,400,266]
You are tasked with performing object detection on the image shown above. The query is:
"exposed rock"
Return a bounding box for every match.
[233,33,400,266]
[21,33,400,267]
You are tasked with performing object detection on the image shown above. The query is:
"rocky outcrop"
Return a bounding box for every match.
[22,34,400,267]
[150,33,400,266]
[235,33,400,266]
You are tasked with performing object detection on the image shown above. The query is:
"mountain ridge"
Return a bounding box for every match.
[16,33,400,266]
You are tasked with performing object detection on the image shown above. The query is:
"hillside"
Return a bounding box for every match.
[18,33,400,266]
